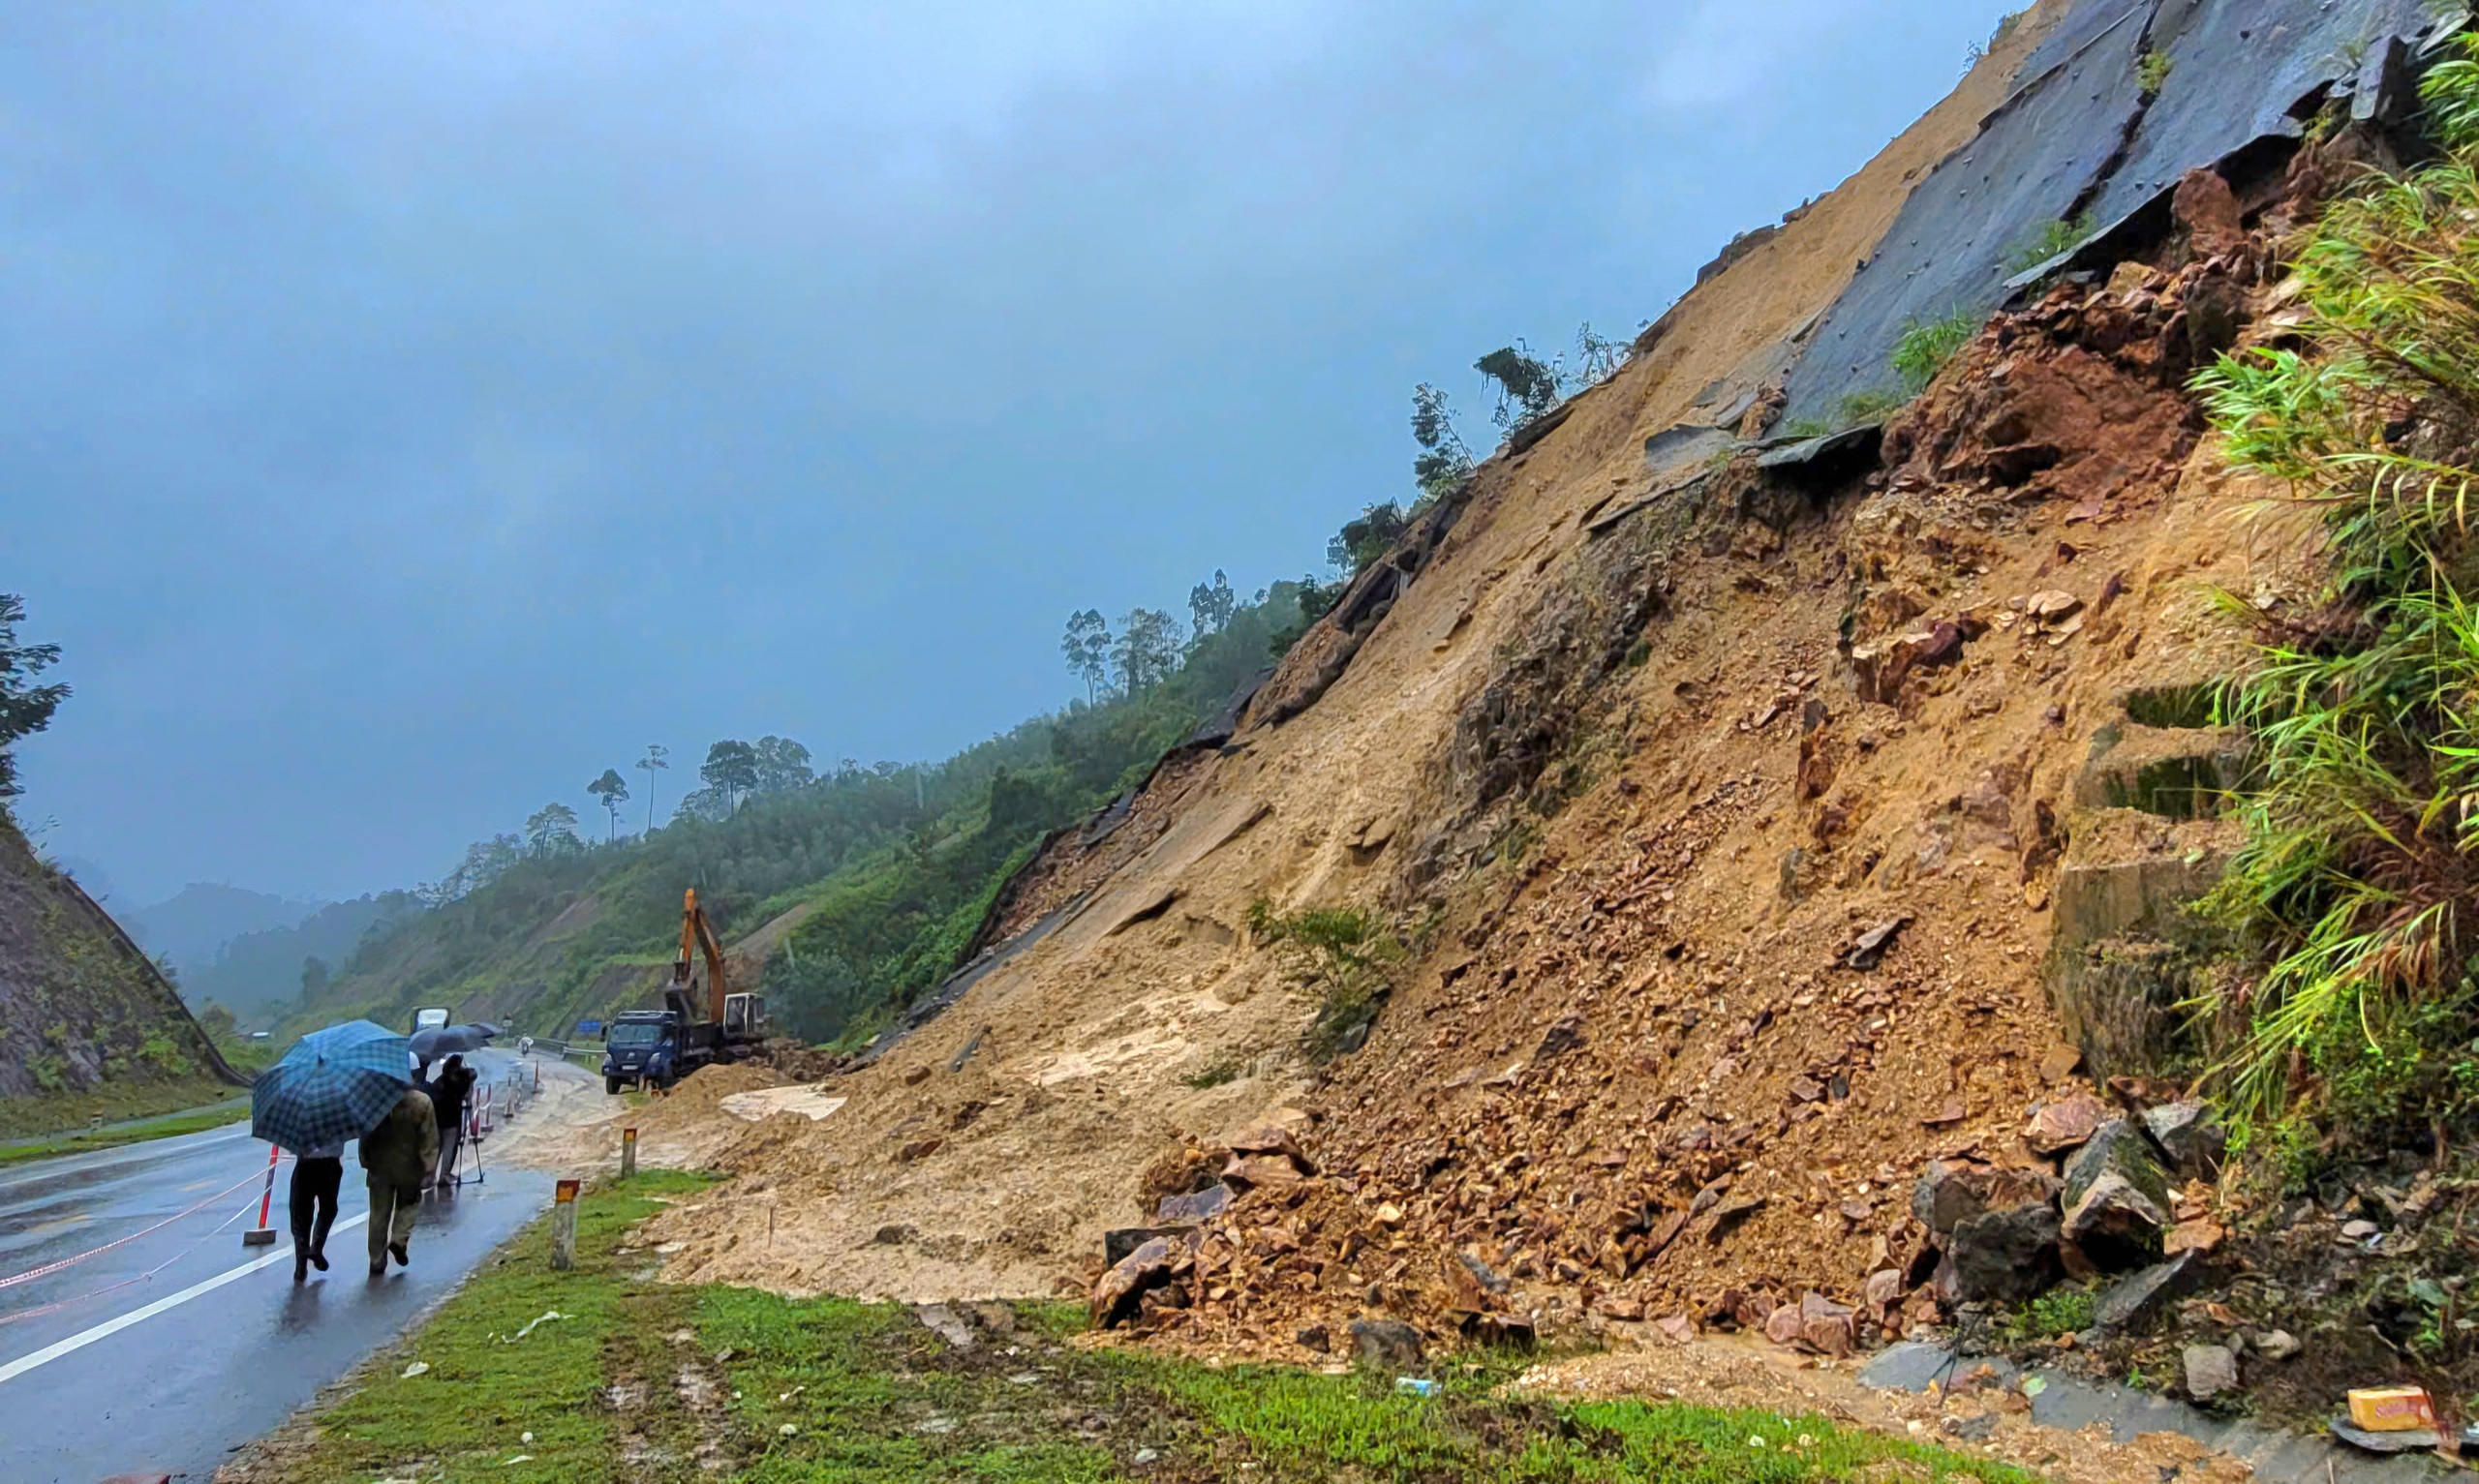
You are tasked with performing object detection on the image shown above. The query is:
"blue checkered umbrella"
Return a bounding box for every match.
[252,1020,413,1153]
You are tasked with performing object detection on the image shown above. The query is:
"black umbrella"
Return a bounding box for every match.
[410,1022,497,1063]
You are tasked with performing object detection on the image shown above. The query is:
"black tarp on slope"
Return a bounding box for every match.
[1776,0,2450,432]
[1778,1,2150,428]
[2017,0,2149,80]
[2081,0,2441,230]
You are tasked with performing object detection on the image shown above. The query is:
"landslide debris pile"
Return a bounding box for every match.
[643,0,2464,1407]
[0,814,242,1129]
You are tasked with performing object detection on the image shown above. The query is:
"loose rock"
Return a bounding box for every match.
[2139,1102,2225,1178]
[1090,1238,1178,1329]
[1105,1226,1194,1265]
[1946,1202,2062,1304]
[2061,1120,2172,1270]
[2024,1093,2104,1156]
[1155,1185,1231,1224]
[1349,1318,1425,1372]
[1846,916,1912,971]
[2091,1253,2199,1333]
[2182,1343,2237,1401]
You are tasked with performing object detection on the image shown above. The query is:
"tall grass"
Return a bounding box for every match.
[2195,40,2479,1143]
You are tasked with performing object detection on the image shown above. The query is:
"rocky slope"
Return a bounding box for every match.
[628,0,2458,1398]
[0,815,244,1134]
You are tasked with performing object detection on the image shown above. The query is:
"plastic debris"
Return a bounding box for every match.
[2347,1385,2435,1431]
[503,1309,570,1343]
[400,1361,430,1378]
[1394,1378,1438,1397]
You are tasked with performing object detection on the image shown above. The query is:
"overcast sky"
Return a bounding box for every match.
[7,0,2012,906]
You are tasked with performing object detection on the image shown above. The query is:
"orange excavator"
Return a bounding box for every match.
[599,889,768,1093]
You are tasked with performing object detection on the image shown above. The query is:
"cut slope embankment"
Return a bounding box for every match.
[0,815,245,1136]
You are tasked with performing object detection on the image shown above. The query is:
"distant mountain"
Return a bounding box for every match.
[186,894,412,1022]
[123,882,321,979]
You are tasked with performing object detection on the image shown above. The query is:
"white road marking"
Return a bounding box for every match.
[0,1124,255,1196]
[0,1212,371,1386]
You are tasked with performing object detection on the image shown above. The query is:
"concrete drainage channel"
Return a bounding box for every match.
[1859,1342,2448,1482]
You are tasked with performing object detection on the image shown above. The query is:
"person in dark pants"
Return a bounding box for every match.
[359,1084,438,1276]
[430,1055,476,1187]
[288,1140,344,1283]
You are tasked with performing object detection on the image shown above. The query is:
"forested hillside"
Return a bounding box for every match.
[249,328,1610,1046]
[283,579,1314,1044]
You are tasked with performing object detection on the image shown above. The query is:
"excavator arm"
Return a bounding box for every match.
[671,888,729,1024]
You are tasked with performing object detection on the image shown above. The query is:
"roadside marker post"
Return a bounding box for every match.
[241,1144,280,1247]
[550,1178,580,1270]
[621,1127,637,1180]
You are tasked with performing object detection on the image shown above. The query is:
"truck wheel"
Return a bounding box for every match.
[605,1076,622,1095]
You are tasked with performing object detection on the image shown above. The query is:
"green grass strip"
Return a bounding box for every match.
[255,1177,2039,1483]
[0,1098,251,1166]
[260,1169,713,1484]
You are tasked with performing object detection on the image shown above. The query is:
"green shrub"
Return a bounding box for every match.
[2006,1287,2096,1343]
[1892,313,1980,394]
[1181,1052,1247,1090]
[2005,211,2098,273]
[1246,898,1403,1059]
[2137,48,2173,97]
[2191,38,2479,1142]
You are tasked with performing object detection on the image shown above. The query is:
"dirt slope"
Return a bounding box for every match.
[631,5,2062,1297]
[635,0,2432,1364]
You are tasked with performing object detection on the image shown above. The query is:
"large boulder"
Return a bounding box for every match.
[1946,1202,2063,1304]
[1912,1160,2059,1238]
[2093,1252,2199,1333]
[1090,1237,1179,1328]
[2062,1119,2173,1270]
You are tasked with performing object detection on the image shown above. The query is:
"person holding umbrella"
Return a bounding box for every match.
[429,1053,476,1186]
[253,1020,426,1279]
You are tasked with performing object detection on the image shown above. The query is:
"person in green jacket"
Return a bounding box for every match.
[358,1084,438,1276]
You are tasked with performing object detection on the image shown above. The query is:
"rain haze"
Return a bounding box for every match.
[6,0,2015,907]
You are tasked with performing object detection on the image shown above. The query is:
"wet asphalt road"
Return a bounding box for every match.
[0,1051,562,1483]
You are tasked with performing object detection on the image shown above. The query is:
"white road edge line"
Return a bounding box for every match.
[0,1124,257,1196]
[0,1212,372,1385]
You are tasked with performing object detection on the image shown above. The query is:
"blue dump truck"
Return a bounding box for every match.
[603,888,766,1094]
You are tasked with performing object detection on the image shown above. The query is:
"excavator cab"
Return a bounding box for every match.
[670,888,766,1045]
